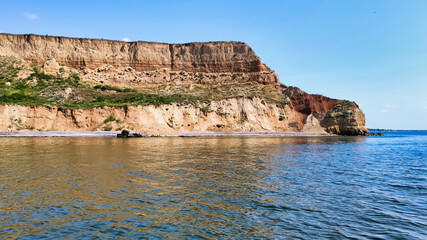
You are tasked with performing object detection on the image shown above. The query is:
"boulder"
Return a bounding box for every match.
[42,58,60,74]
[118,129,130,138]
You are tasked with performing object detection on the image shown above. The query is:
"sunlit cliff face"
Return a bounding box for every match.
[0,33,368,135]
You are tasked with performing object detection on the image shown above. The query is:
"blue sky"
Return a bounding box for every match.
[1,0,426,129]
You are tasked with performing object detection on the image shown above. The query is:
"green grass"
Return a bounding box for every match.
[94,84,136,93]
[0,57,291,110]
[325,100,355,119]
[103,115,116,123]
[103,124,113,131]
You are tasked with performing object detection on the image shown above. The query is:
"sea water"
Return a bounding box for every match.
[0,132,426,239]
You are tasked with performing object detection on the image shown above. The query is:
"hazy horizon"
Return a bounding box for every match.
[1,0,426,130]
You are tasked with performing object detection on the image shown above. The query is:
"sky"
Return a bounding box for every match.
[0,0,426,130]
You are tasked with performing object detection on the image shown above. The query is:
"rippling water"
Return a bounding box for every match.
[0,132,426,239]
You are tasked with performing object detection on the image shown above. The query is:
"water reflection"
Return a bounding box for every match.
[1,135,425,239]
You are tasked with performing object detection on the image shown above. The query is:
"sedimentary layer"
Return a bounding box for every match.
[0,98,300,134]
[0,95,369,136]
[0,33,269,73]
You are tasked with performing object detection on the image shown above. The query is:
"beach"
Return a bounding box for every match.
[0,131,332,138]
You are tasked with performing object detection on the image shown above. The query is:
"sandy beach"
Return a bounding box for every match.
[0,131,332,138]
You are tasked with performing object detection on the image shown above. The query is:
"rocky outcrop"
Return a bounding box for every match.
[284,87,368,136]
[42,58,60,74]
[319,101,369,136]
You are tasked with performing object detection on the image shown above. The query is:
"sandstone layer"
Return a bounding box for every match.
[0,33,369,135]
[0,98,301,134]
[0,34,269,72]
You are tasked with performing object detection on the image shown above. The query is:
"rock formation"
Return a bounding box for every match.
[0,33,369,135]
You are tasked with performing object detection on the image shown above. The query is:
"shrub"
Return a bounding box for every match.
[288,122,297,128]
[94,96,106,102]
[103,115,116,123]
[0,92,41,105]
[279,112,285,121]
[325,110,335,119]
[200,107,211,115]
[0,56,21,82]
[167,117,174,128]
[103,124,113,131]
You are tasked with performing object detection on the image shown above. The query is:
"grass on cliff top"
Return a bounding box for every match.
[325,100,356,119]
[0,57,289,109]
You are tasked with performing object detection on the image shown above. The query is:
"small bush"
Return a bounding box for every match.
[200,107,211,115]
[94,84,135,93]
[325,110,335,119]
[103,115,116,123]
[94,96,106,102]
[103,124,113,131]
[167,117,174,128]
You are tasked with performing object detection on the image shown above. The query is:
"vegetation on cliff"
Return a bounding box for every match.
[0,56,289,109]
[325,100,357,119]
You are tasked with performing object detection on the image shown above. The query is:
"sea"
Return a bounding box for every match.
[0,131,426,239]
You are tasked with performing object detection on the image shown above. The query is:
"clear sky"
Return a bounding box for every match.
[0,0,426,130]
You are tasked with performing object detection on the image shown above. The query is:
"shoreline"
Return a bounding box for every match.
[0,131,336,138]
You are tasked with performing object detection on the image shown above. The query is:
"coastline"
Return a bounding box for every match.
[0,131,334,138]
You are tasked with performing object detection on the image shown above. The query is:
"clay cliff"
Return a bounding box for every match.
[0,33,369,135]
[0,34,270,72]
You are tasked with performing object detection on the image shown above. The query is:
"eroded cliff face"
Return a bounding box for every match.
[0,33,279,86]
[0,98,301,134]
[0,34,269,72]
[283,87,369,135]
[0,33,369,135]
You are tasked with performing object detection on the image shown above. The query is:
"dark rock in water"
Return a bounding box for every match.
[121,129,130,137]
[373,132,384,136]
[341,131,384,137]
[117,129,145,138]
[366,132,384,136]
[133,132,143,137]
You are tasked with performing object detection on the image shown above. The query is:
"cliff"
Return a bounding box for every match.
[0,33,369,135]
[0,34,269,72]
[0,98,301,134]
